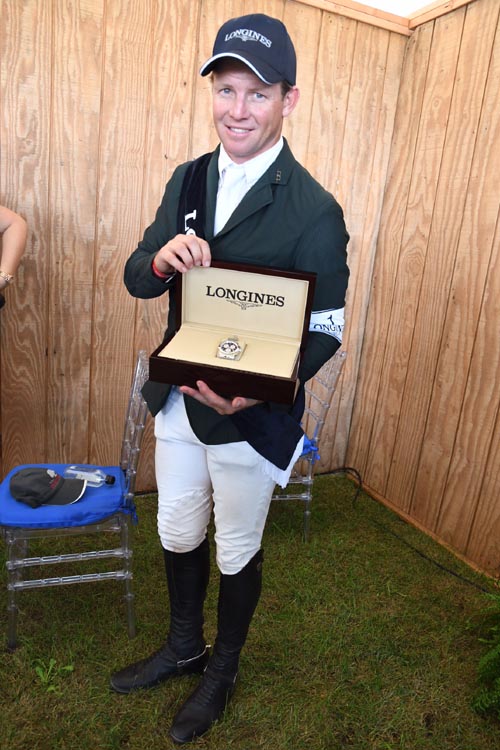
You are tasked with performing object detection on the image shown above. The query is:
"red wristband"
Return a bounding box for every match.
[151,257,170,280]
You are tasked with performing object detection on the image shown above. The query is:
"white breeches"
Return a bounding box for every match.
[154,388,276,574]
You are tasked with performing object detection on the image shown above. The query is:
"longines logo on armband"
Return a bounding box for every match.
[309,308,345,343]
[205,285,285,311]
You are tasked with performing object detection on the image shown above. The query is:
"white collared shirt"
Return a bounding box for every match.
[214,137,284,234]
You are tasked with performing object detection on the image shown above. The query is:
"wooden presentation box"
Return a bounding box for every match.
[150,261,316,404]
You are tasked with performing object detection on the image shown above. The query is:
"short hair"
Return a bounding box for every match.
[280,81,293,98]
[209,68,293,99]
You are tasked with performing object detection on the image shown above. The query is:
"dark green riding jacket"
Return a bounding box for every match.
[124,139,349,448]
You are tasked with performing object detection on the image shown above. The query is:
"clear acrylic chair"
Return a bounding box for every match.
[272,350,347,541]
[0,350,149,650]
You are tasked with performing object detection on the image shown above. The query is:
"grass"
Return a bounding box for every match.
[0,474,499,749]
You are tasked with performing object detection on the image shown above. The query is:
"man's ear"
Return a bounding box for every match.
[283,87,300,118]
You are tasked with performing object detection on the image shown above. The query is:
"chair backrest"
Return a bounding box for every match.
[272,350,347,541]
[302,349,347,449]
[120,350,149,503]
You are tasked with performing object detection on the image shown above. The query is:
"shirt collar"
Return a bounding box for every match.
[218,137,284,189]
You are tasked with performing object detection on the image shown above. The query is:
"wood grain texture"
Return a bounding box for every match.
[363,10,465,496]
[466,216,500,573]
[282,1,322,165]
[329,22,405,475]
[329,30,406,470]
[1,0,53,466]
[46,0,104,462]
[296,0,411,34]
[409,0,475,27]
[306,12,357,469]
[346,24,434,478]
[90,0,154,467]
[433,6,500,553]
[348,0,500,573]
[307,13,357,191]
[463,221,500,573]
[386,0,499,513]
[295,0,477,32]
[406,0,500,529]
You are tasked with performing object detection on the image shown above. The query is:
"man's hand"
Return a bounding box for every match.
[154,233,211,275]
[179,380,262,415]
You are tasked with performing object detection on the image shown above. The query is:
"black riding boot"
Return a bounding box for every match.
[170,549,263,744]
[110,537,210,694]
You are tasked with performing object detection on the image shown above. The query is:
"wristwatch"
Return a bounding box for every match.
[216,335,245,361]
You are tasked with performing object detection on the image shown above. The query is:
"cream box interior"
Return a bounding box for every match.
[158,264,312,378]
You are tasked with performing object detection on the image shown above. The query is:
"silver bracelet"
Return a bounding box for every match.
[0,270,14,284]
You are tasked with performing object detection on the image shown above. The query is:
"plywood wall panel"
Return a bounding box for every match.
[467,223,500,573]
[328,30,406,469]
[364,10,465,496]
[307,14,357,191]
[327,25,392,467]
[408,0,500,531]
[433,12,500,552]
[282,1,322,165]
[436,226,500,552]
[462,229,500,577]
[347,0,500,573]
[0,0,52,468]
[90,0,155,466]
[46,0,104,462]
[346,23,433,477]
[307,13,357,467]
[386,0,499,513]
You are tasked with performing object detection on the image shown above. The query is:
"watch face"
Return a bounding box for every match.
[220,340,239,354]
[217,336,245,361]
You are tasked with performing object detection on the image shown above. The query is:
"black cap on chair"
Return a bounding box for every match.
[10,468,86,508]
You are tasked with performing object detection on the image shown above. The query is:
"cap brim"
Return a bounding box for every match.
[45,478,87,505]
[200,53,283,84]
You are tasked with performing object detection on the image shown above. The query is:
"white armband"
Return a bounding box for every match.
[309,307,345,343]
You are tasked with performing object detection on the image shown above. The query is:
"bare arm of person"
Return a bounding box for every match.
[0,205,27,289]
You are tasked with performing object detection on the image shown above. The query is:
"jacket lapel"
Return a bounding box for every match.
[205,139,296,240]
[204,150,219,240]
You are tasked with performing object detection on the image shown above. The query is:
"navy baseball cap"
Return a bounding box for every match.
[10,467,86,508]
[200,14,296,86]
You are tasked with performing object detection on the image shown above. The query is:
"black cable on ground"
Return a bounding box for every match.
[322,467,495,595]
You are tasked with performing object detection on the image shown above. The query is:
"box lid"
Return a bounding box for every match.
[176,260,316,348]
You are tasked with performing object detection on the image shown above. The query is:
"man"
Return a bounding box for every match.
[112,13,349,745]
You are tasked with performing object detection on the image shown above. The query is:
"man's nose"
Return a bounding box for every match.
[229,95,249,119]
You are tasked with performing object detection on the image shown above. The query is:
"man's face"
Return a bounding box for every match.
[211,61,299,164]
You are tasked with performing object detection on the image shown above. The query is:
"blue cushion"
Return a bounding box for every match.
[0,463,127,529]
[301,436,320,461]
